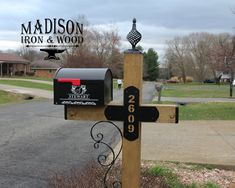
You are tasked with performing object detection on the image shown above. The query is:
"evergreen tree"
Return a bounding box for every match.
[136,45,144,52]
[144,48,159,81]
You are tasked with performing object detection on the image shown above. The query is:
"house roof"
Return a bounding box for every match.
[30,59,63,70]
[0,53,30,64]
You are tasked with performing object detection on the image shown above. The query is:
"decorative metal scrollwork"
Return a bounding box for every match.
[90,121,123,188]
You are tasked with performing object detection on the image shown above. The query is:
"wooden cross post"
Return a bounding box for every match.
[122,52,143,188]
[105,19,176,188]
[104,51,159,188]
[123,51,143,187]
[64,18,178,188]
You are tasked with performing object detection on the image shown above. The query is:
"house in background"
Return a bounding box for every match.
[0,53,30,77]
[220,71,230,82]
[215,70,231,83]
[30,59,63,78]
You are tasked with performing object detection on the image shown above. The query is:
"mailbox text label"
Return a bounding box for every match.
[68,94,90,99]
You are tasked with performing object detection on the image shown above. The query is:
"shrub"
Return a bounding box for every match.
[48,162,221,188]
[26,72,35,76]
[148,165,173,177]
[186,76,194,82]
[203,182,220,188]
[171,76,180,82]
[167,76,180,83]
[48,162,166,188]
[48,163,104,188]
[14,71,24,76]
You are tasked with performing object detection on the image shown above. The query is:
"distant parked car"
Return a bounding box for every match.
[203,79,215,83]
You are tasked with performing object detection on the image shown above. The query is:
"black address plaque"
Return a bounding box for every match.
[123,86,139,141]
[104,86,159,141]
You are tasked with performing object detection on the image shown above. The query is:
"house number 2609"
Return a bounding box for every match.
[124,86,139,141]
[127,95,135,133]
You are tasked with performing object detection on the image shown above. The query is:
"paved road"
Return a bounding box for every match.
[160,96,235,103]
[114,81,156,104]
[0,82,156,188]
[0,100,122,188]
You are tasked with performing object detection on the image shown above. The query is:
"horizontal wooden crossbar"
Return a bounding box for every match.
[65,103,178,123]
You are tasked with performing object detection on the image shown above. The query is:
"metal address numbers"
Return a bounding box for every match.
[124,86,139,141]
[127,95,135,132]
[104,85,159,141]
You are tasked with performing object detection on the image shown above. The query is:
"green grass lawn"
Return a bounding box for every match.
[162,83,231,98]
[113,79,118,89]
[12,76,53,81]
[179,102,235,120]
[0,90,25,104]
[1,78,119,90]
[0,80,52,90]
[147,164,220,188]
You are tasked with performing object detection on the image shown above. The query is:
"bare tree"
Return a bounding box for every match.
[64,22,123,77]
[164,32,235,83]
[18,46,44,62]
[186,32,213,82]
[208,33,232,81]
[165,36,189,83]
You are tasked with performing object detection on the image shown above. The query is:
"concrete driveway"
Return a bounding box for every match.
[142,120,235,167]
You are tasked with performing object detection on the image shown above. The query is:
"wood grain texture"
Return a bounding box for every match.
[65,104,178,123]
[122,52,143,188]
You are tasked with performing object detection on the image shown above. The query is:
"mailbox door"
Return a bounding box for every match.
[54,68,113,106]
[54,79,104,106]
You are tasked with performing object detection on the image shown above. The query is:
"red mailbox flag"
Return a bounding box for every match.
[57,78,81,86]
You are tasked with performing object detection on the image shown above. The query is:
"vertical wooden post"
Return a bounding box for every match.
[24,64,27,76]
[7,63,9,76]
[0,63,2,77]
[122,51,143,188]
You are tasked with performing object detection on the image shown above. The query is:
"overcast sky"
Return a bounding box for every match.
[0,0,234,61]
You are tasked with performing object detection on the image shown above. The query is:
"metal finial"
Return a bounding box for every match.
[126,18,142,50]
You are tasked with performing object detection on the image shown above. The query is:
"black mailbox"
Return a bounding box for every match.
[54,68,113,106]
